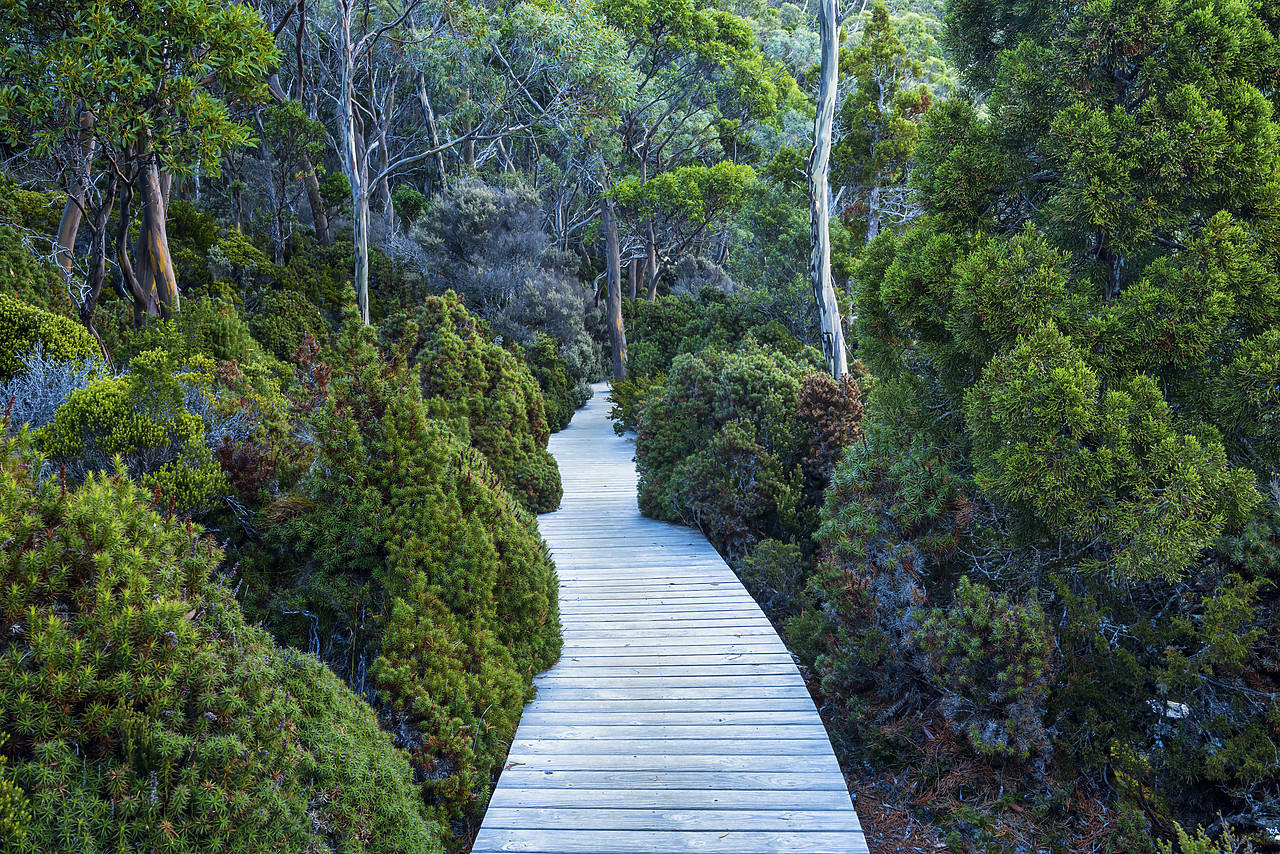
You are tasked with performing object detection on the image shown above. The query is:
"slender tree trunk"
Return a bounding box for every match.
[116,173,160,326]
[303,163,333,245]
[138,156,179,318]
[417,74,448,192]
[645,225,660,300]
[79,173,117,369]
[628,257,639,300]
[602,196,626,378]
[337,0,371,324]
[56,116,96,291]
[865,179,881,245]
[376,86,396,236]
[809,0,850,378]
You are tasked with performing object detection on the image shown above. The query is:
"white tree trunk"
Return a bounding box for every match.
[808,0,850,379]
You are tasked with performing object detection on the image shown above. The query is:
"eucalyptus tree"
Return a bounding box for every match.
[314,0,632,324]
[0,0,277,346]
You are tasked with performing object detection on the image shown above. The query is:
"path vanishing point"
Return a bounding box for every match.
[471,383,869,854]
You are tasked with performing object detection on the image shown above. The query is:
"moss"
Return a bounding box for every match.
[383,292,562,514]
[0,294,97,382]
[0,430,440,853]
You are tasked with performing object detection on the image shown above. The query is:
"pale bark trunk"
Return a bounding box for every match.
[602,196,627,378]
[808,0,850,379]
[56,112,96,290]
[865,180,881,245]
[417,74,448,191]
[628,257,639,300]
[337,0,371,324]
[138,157,178,319]
[645,226,660,300]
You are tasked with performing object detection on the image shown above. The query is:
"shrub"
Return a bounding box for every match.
[249,320,560,836]
[523,332,583,432]
[0,295,97,382]
[36,349,231,512]
[248,289,330,362]
[383,292,562,513]
[0,430,440,853]
[915,576,1054,766]
[0,344,103,432]
[0,224,75,318]
[608,372,666,435]
[635,344,814,560]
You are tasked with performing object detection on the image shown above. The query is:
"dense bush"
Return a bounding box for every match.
[248,289,330,362]
[522,332,586,432]
[383,291,562,513]
[36,349,233,512]
[635,343,854,561]
[247,320,560,837]
[406,179,606,405]
[915,576,1053,766]
[0,225,76,318]
[0,295,97,382]
[0,429,440,853]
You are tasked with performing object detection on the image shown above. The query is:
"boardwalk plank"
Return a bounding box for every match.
[471,384,865,854]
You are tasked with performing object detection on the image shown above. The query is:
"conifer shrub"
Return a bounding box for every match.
[522,331,581,432]
[0,430,440,853]
[915,576,1053,766]
[0,295,97,382]
[635,343,815,561]
[382,291,561,513]
[250,319,560,835]
[248,289,330,363]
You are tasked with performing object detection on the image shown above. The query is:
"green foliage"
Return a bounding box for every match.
[0,430,439,853]
[392,184,428,223]
[965,324,1259,582]
[0,0,278,180]
[522,331,585,432]
[0,224,75,319]
[0,295,97,382]
[1158,822,1255,854]
[915,576,1053,764]
[607,372,666,435]
[636,343,817,560]
[383,292,562,514]
[248,290,330,363]
[249,319,560,835]
[37,348,228,511]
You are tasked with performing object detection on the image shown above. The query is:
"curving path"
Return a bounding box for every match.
[471,383,868,854]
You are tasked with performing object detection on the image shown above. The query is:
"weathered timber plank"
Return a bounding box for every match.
[470,829,867,854]
[471,384,865,854]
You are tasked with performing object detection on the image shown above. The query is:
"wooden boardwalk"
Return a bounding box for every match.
[471,384,868,854]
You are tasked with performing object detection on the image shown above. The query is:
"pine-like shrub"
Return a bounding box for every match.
[0,295,97,383]
[0,430,440,853]
[635,344,813,561]
[248,290,330,363]
[250,320,560,835]
[522,332,583,432]
[383,291,561,513]
[915,576,1053,766]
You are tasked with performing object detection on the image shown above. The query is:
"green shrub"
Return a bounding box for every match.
[36,349,228,512]
[608,372,666,435]
[248,289,330,362]
[250,319,560,836]
[523,331,582,432]
[915,576,1053,765]
[0,224,76,319]
[0,430,439,853]
[0,295,96,382]
[383,291,561,514]
[635,344,814,560]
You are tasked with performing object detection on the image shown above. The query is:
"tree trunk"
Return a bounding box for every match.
[81,173,117,369]
[353,190,371,325]
[809,0,850,379]
[303,162,333,245]
[138,157,179,319]
[865,180,881,245]
[628,257,638,300]
[602,196,627,378]
[56,111,96,291]
[337,0,372,324]
[417,74,448,193]
[645,226,660,300]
